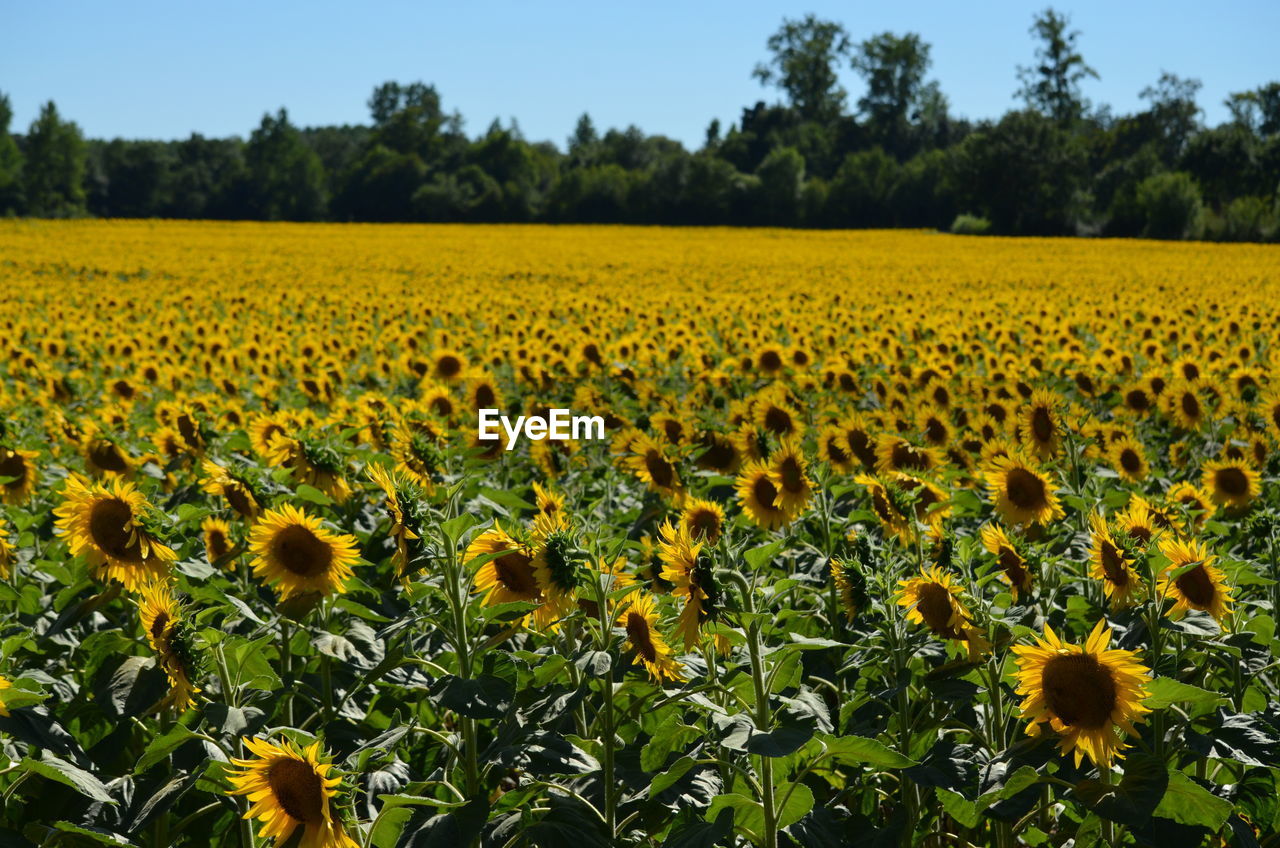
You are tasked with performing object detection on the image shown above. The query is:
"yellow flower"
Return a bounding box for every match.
[736,460,794,531]
[979,523,1033,601]
[984,454,1063,527]
[0,447,38,505]
[202,516,235,567]
[54,475,175,591]
[226,737,358,848]
[1156,536,1234,628]
[1201,458,1261,510]
[1012,620,1151,768]
[137,581,201,712]
[657,521,716,650]
[895,565,990,660]
[617,592,684,683]
[1087,513,1143,608]
[680,497,725,545]
[247,504,360,600]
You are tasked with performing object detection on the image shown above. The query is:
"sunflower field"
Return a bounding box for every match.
[2,221,1280,847]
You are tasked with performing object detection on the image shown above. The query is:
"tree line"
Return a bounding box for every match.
[2,8,1278,240]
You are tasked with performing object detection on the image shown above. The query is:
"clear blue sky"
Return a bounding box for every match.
[3,1,1276,149]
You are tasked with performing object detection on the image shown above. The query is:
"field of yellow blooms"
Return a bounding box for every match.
[1,220,1279,847]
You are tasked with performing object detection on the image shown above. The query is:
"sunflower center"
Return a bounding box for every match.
[1125,390,1150,411]
[999,550,1028,586]
[0,452,26,489]
[271,525,333,577]
[847,430,876,467]
[689,510,720,540]
[1030,407,1053,443]
[1041,653,1117,730]
[207,528,230,560]
[436,355,462,378]
[1004,468,1046,511]
[1099,541,1129,585]
[763,407,792,435]
[891,443,927,471]
[644,451,675,488]
[1175,564,1216,607]
[825,437,850,464]
[1215,467,1249,497]
[758,350,782,372]
[626,611,658,662]
[89,441,129,473]
[151,611,170,642]
[1181,393,1200,419]
[493,551,538,595]
[915,582,955,633]
[267,758,326,824]
[1119,449,1141,473]
[88,498,143,562]
[778,457,804,493]
[226,484,255,518]
[752,475,780,510]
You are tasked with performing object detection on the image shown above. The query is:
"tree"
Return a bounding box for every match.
[568,113,599,165]
[1016,8,1098,126]
[245,109,326,221]
[754,146,805,225]
[852,33,932,157]
[0,93,22,214]
[1136,171,1202,239]
[1226,82,1280,137]
[23,101,87,216]
[753,15,852,123]
[1139,72,1202,162]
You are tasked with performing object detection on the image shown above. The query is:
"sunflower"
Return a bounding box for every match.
[693,429,742,474]
[0,518,14,580]
[467,525,552,628]
[1164,380,1207,430]
[268,436,351,503]
[1201,458,1260,510]
[755,396,802,438]
[532,481,565,519]
[855,473,914,542]
[1166,481,1215,529]
[530,512,583,624]
[874,435,939,475]
[735,460,793,531]
[768,437,813,514]
[248,504,360,600]
[657,521,719,650]
[0,447,38,505]
[1087,513,1143,608]
[1019,389,1062,460]
[979,523,1033,601]
[1156,536,1234,627]
[54,475,176,591]
[248,412,296,458]
[681,497,725,545]
[841,414,879,469]
[431,349,467,383]
[984,454,1063,528]
[625,432,683,499]
[1011,620,1151,768]
[816,424,856,474]
[137,581,201,712]
[617,592,684,683]
[368,463,421,583]
[1107,435,1149,483]
[830,557,868,621]
[200,459,261,522]
[895,565,990,660]
[83,435,132,477]
[202,516,235,567]
[0,676,9,717]
[226,737,359,848]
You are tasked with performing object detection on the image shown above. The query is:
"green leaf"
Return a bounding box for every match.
[1153,771,1232,830]
[377,793,471,810]
[441,513,478,545]
[775,783,815,830]
[135,725,201,773]
[642,723,700,772]
[23,753,116,804]
[294,484,333,505]
[744,540,783,570]
[1073,753,1167,827]
[818,733,916,769]
[706,794,764,842]
[1144,677,1221,710]
[650,755,697,796]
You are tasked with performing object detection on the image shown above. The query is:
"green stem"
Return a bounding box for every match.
[744,611,778,848]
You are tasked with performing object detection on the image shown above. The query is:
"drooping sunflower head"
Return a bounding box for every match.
[248,504,360,601]
[54,475,176,591]
[874,435,939,475]
[136,581,201,712]
[1156,536,1234,628]
[1165,481,1215,529]
[895,565,990,659]
[1012,620,1151,768]
[984,454,1063,528]
[1201,458,1260,511]
[226,737,358,848]
[200,458,262,521]
[979,522,1033,601]
[617,592,684,683]
[625,432,682,498]
[0,447,38,505]
[1087,512,1143,608]
[468,524,546,625]
[202,516,235,567]
[830,556,869,622]
[270,434,352,503]
[531,511,584,616]
[532,481,565,519]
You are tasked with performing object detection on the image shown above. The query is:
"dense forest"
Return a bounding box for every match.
[2,8,1278,239]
